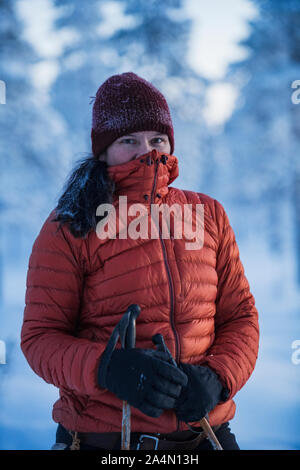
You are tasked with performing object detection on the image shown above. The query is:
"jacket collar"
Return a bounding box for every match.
[107,149,179,204]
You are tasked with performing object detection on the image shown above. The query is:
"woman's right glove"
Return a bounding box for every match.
[98,347,188,418]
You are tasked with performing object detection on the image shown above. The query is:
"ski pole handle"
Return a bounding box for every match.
[152,333,177,366]
[122,304,141,350]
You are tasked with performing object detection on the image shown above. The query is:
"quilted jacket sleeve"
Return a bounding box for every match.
[200,200,259,400]
[20,211,104,396]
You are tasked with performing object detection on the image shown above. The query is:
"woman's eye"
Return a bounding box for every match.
[121,139,135,144]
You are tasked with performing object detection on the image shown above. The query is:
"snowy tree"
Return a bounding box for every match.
[0,0,75,308]
[219,0,300,284]
[0,0,38,306]
[0,1,72,228]
[51,0,109,156]
[284,0,300,284]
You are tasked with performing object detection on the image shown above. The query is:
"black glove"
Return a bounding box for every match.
[174,363,229,423]
[98,347,188,418]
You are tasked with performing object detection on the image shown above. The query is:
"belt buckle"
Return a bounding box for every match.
[136,434,159,450]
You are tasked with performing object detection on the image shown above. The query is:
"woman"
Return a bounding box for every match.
[21,72,259,451]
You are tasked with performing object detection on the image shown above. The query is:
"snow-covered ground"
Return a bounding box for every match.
[0,221,300,450]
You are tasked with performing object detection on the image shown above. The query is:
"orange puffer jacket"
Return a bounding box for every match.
[21,149,259,434]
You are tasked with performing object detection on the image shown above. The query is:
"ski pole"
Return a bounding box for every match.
[100,304,141,450]
[120,304,141,450]
[199,416,223,450]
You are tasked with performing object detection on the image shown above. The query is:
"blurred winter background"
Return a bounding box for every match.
[0,0,300,450]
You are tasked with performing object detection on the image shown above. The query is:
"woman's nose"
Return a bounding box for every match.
[138,140,154,155]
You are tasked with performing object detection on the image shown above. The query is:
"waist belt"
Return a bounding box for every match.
[68,425,221,450]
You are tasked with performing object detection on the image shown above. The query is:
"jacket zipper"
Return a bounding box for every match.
[158,234,180,361]
[150,156,181,431]
[150,157,180,360]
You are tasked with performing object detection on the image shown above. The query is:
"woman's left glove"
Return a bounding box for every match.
[174,363,229,423]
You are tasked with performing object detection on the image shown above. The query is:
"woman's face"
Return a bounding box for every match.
[99,130,171,166]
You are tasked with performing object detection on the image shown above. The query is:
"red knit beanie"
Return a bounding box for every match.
[91,72,174,157]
